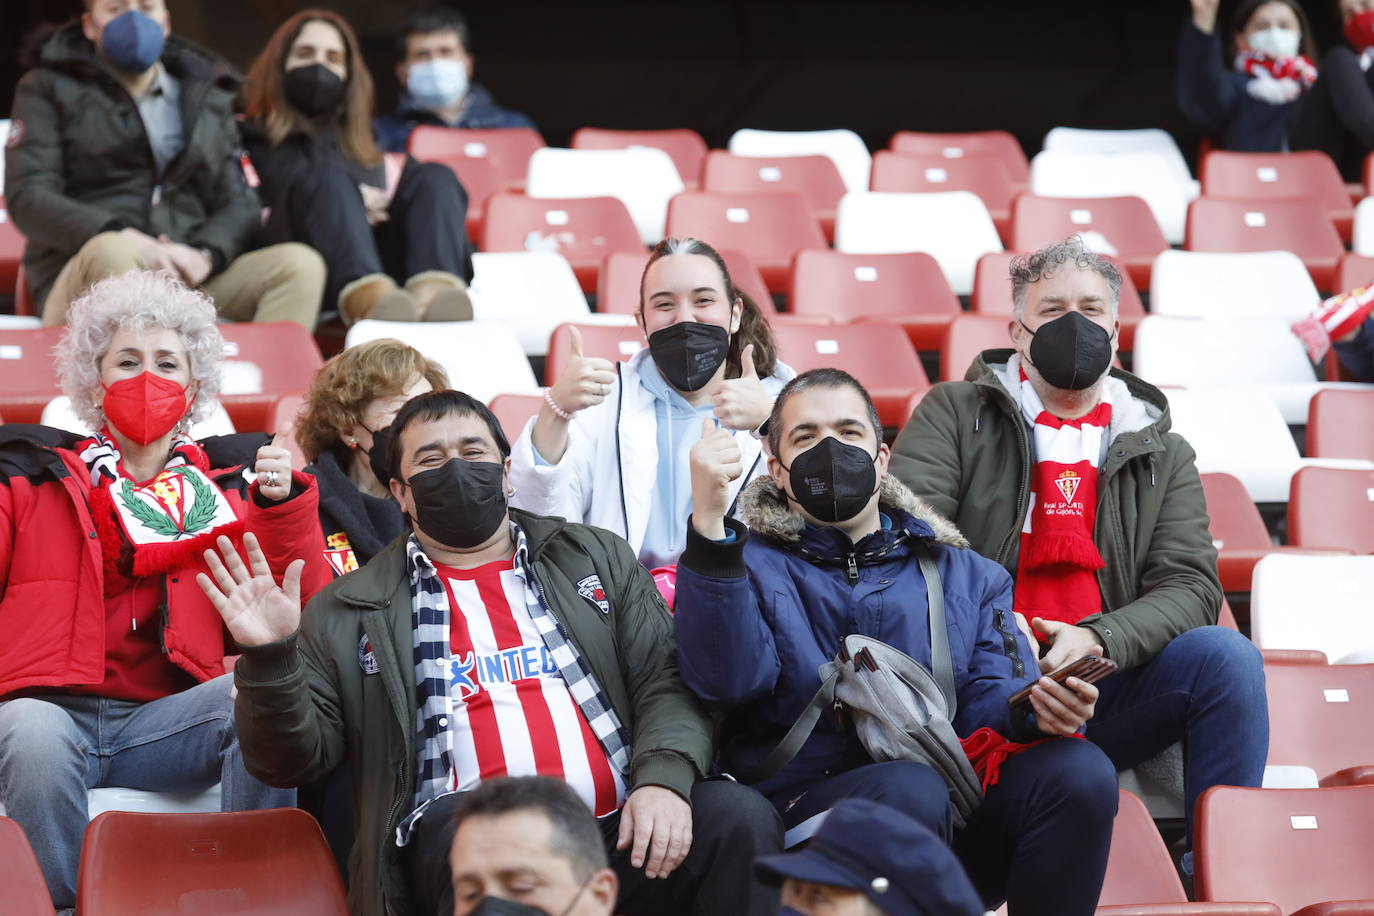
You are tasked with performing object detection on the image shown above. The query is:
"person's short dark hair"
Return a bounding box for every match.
[387,389,510,484]
[397,6,472,56]
[452,777,608,882]
[767,368,883,458]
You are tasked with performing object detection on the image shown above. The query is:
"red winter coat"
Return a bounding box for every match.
[0,426,330,697]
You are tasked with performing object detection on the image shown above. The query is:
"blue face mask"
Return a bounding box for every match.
[99,10,166,75]
[407,58,469,109]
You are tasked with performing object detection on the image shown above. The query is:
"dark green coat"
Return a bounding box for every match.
[5,25,259,305]
[890,350,1221,670]
[233,509,713,916]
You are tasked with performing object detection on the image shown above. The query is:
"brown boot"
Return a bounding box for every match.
[406,271,474,322]
[338,273,419,324]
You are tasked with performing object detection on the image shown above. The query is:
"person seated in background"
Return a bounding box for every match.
[203,390,783,916]
[1176,0,1318,152]
[673,367,1118,916]
[4,0,325,328]
[1290,0,1374,179]
[448,777,618,916]
[890,237,1267,874]
[0,271,330,912]
[509,237,794,571]
[373,6,536,154]
[242,8,475,324]
[754,798,986,916]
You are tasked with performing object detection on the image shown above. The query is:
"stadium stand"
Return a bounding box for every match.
[1288,466,1374,554]
[1150,249,1318,321]
[1202,150,1352,243]
[544,320,644,387]
[727,127,872,194]
[596,247,774,315]
[888,129,1029,185]
[481,193,643,293]
[487,391,545,442]
[1307,389,1374,460]
[768,320,928,427]
[526,146,684,246]
[868,151,1017,240]
[571,127,708,190]
[467,251,591,356]
[1265,662,1374,789]
[345,318,537,405]
[0,816,54,916]
[665,190,826,293]
[1030,149,1192,245]
[1010,194,1167,290]
[1186,197,1343,291]
[702,151,847,241]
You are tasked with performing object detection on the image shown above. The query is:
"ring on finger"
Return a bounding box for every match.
[263,469,279,487]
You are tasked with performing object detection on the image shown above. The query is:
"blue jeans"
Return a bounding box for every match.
[0,675,296,908]
[1085,626,1269,847]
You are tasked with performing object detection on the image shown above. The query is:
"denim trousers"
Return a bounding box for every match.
[0,674,296,908]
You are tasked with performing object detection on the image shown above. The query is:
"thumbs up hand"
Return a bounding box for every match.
[253,428,294,502]
[547,326,618,420]
[689,416,744,540]
[709,343,772,431]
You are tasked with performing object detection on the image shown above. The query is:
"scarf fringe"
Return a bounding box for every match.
[1020,532,1105,572]
[129,519,245,579]
[961,726,1084,790]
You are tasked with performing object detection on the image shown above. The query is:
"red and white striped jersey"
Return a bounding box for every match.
[437,560,625,816]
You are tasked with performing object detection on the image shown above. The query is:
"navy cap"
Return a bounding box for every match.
[754,798,984,916]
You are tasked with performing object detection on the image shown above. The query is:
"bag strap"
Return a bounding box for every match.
[741,668,840,784]
[916,542,957,717]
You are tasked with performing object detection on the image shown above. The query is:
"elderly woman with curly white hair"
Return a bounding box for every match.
[0,270,331,911]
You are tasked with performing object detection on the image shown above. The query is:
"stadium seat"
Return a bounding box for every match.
[1030,149,1194,244]
[1043,126,1195,188]
[1251,554,1374,664]
[1202,150,1353,243]
[41,394,235,439]
[545,320,644,386]
[0,816,55,916]
[939,314,1013,382]
[1289,466,1374,554]
[527,147,684,246]
[264,393,308,469]
[14,263,34,317]
[468,251,591,356]
[1336,252,1374,293]
[1099,790,1191,907]
[596,248,775,316]
[835,191,1003,296]
[768,321,928,427]
[788,250,960,351]
[1196,785,1374,915]
[1356,198,1374,257]
[215,323,324,434]
[869,151,1017,240]
[1185,197,1343,291]
[481,193,643,293]
[1009,195,1167,290]
[1266,662,1374,788]
[0,197,22,305]
[1150,250,1319,322]
[407,125,544,193]
[487,392,545,442]
[728,127,872,194]
[0,324,72,423]
[345,319,537,405]
[77,808,348,916]
[702,151,847,241]
[1307,388,1374,460]
[888,129,1029,184]
[665,191,826,293]
[570,127,708,189]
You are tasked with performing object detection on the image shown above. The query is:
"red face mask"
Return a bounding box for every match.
[101,371,191,445]
[1345,9,1374,52]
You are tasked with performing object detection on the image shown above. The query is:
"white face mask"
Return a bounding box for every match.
[407,58,469,109]
[1247,26,1301,59]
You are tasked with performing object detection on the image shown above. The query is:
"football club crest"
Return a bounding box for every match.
[576,574,611,614]
[1053,470,1081,505]
[358,634,379,675]
[324,531,359,576]
[112,466,236,545]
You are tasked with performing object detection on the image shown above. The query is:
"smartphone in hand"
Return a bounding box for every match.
[1007,655,1118,712]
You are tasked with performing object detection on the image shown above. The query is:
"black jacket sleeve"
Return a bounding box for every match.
[1176,20,1241,136]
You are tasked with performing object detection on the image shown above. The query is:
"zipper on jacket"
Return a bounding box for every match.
[844,551,859,585]
[993,608,1025,679]
[996,405,1032,567]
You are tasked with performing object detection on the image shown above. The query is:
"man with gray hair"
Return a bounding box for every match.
[890,236,1268,872]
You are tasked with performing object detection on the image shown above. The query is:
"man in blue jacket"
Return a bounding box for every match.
[674,368,1119,916]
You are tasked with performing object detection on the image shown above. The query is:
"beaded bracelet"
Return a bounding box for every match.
[544,389,574,421]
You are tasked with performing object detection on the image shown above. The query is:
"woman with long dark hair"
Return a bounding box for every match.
[242,9,474,323]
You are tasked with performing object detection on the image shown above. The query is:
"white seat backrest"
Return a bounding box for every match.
[1353,197,1374,258]
[0,315,41,329]
[345,319,537,405]
[728,128,872,194]
[834,191,1002,295]
[525,147,683,245]
[468,251,591,356]
[1150,250,1319,321]
[1133,316,1318,388]
[1043,127,1193,186]
[1030,150,1191,244]
[1163,386,1301,497]
[1252,554,1374,661]
[40,395,235,438]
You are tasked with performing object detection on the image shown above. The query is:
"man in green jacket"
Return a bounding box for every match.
[5,0,323,327]
[890,237,1267,867]
[197,390,782,916]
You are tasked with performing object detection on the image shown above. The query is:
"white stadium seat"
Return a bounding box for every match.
[1030,149,1193,245]
[1149,249,1320,321]
[346,319,538,405]
[728,127,873,195]
[835,191,1002,295]
[1252,554,1374,664]
[525,147,684,245]
[468,251,592,356]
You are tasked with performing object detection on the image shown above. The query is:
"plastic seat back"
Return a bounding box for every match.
[728,127,872,194]
[1010,194,1167,287]
[1289,466,1374,554]
[769,321,928,427]
[1043,126,1193,187]
[487,392,545,442]
[596,248,774,316]
[482,194,643,293]
[1252,554,1374,663]
[1151,249,1319,321]
[216,323,324,434]
[526,147,684,246]
[1266,662,1374,787]
[1308,388,1374,460]
[0,816,56,916]
[469,251,591,356]
[1202,472,1272,550]
[1030,149,1193,244]
[1159,387,1304,504]
[0,325,67,423]
[1336,252,1374,294]
[702,151,847,240]
[1099,790,1189,906]
[77,808,348,916]
[571,127,707,189]
[406,125,544,192]
[1186,197,1343,290]
[888,129,1028,184]
[345,319,537,404]
[940,314,1012,382]
[0,197,24,302]
[1203,150,1351,238]
[666,190,825,292]
[788,249,959,350]
[545,320,643,386]
[869,151,1016,236]
[835,191,1002,295]
[1133,316,1317,390]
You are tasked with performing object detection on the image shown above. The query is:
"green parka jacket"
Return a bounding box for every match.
[890,349,1222,670]
[5,24,259,305]
[232,509,713,916]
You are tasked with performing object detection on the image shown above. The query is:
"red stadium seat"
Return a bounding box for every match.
[1335,253,1374,294]
[596,249,774,315]
[545,321,645,386]
[0,816,54,916]
[77,808,348,916]
[701,152,847,243]
[572,127,708,189]
[888,130,1029,185]
[1009,195,1167,290]
[870,151,1017,240]
[1202,150,1353,243]
[0,324,65,423]
[1307,388,1374,460]
[1100,790,1190,906]
[14,263,35,317]
[1196,785,1374,915]
[488,392,545,441]
[482,194,643,293]
[788,249,960,351]
[1266,661,1374,788]
[1289,466,1374,554]
[940,314,1012,382]
[1185,197,1343,291]
[0,197,24,307]
[406,126,544,243]
[665,191,827,293]
[769,321,928,427]
[217,323,324,434]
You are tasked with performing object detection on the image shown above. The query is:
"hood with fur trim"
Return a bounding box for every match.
[738,474,969,549]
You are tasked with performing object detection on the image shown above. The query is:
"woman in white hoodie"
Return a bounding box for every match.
[509,237,794,569]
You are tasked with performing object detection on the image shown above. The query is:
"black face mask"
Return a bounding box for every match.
[467,873,590,916]
[1020,311,1114,391]
[405,458,507,549]
[781,436,879,524]
[365,424,394,487]
[647,321,731,392]
[283,63,346,117]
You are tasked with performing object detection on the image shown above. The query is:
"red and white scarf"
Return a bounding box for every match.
[1291,285,1374,362]
[1011,370,1112,631]
[1236,50,1317,103]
